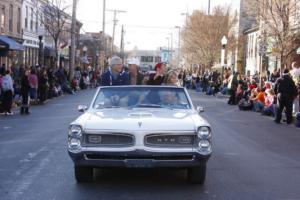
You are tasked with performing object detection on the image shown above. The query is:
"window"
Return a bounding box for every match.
[17,8,21,34]
[25,6,28,29]
[141,56,154,63]
[30,8,33,30]
[0,6,5,33]
[155,56,161,63]
[9,4,13,32]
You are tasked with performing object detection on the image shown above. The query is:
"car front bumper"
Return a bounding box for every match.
[68,149,210,168]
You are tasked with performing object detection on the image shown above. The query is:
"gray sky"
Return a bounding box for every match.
[74,0,236,50]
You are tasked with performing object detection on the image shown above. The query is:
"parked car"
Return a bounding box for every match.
[68,86,212,184]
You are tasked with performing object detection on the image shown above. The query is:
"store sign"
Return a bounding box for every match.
[161,50,169,63]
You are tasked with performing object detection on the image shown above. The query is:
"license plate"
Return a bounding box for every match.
[125,159,153,168]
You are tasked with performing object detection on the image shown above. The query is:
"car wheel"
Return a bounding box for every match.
[75,166,94,182]
[188,164,206,184]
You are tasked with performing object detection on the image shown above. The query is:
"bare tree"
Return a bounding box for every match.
[248,0,300,70]
[36,0,70,69]
[181,6,237,71]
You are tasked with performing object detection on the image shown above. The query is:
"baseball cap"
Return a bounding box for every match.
[127,57,140,66]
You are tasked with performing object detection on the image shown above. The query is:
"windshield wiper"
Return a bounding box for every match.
[132,103,163,108]
[96,105,120,109]
[131,104,173,109]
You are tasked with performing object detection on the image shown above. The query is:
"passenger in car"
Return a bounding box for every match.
[146,62,167,85]
[101,56,129,86]
[127,58,145,85]
[163,70,179,86]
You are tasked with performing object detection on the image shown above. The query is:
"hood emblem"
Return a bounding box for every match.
[138,121,142,127]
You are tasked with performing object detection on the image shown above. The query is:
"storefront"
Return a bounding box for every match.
[0,35,24,69]
[23,38,39,67]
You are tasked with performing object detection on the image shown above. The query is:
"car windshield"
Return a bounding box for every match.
[93,87,191,110]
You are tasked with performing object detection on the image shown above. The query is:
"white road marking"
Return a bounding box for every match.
[3,126,12,130]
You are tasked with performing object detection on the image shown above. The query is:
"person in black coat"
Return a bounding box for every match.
[146,63,167,85]
[20,70,30,114]
[274,69,298,124]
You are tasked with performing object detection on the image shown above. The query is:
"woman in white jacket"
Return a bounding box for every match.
[1,70,14,115]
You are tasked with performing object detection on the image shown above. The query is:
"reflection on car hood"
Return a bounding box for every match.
[75,109,209,132]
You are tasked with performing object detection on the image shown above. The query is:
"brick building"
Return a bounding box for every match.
[0,0,24,69]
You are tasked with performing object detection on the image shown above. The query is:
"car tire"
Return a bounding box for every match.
[75,166,94,182]
[188,164,206,184]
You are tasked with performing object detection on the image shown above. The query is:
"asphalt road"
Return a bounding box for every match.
[0,89,300,200]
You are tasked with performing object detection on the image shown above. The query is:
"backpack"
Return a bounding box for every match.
[1,76,11,92]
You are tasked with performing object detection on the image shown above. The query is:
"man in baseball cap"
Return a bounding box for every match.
[127,57,144,85]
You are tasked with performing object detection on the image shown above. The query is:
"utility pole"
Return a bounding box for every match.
[169,33,173,65]
[107,9,126,56]
[69,0,78,81]
[102,0,106,70]
[120,25,125,62]
[208,0,211,15]
[175,26,181,67]
[166,37,170,63]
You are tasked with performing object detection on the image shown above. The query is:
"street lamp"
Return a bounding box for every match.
[181,12,189,26]
[221,35,228,83]
[175,26,181,67]
[82,46,88,70]
[169,33,173,65]
[166,37,170,63]
[38,29,44,67]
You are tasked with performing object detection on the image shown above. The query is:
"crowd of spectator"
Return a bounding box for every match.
[180,62,300,126]
[0,63,100,115]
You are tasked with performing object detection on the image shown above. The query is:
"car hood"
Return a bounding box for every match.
[74,109,209,132]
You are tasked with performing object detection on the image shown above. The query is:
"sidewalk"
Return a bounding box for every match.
[3,88,92,116]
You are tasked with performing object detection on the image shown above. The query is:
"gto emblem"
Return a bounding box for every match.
[138,121,142,127]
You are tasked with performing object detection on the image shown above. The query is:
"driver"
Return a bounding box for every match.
[158,90,178,106]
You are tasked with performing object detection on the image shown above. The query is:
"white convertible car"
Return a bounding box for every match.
[68,86,212,184]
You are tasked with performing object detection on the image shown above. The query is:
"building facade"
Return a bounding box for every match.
[227,0,256,74]
[0,0,24,69]
[244,27,260,76]
[22,0,40,67]
[129,50,161,72]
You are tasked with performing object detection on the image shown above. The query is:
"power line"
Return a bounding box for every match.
[118,24,176,30]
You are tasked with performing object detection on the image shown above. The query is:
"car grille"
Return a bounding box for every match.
[83,133,134,147]
[145,134,196,147]
[85,154,194,161]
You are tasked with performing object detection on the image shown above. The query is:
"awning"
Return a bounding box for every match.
[0,35,24,51]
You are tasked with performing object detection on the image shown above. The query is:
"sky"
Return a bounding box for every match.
[72,0,235,51]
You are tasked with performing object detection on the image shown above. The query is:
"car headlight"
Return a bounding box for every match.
[198,140,210,148]
[68,125,82,138]
[68,125,82,152]
[68,138,81,149]
[197,126,211,139]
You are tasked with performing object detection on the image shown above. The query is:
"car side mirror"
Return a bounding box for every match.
[78,105,88,112]
[196,106,204,114]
